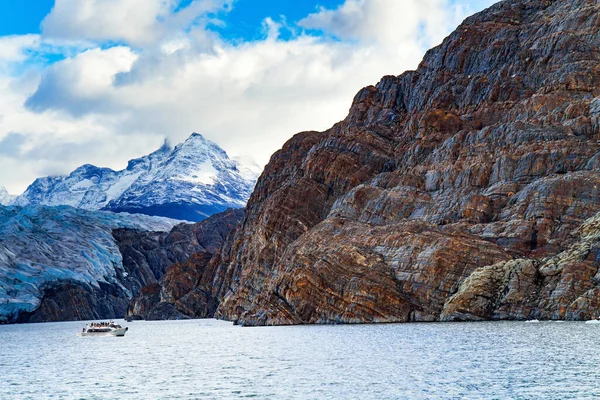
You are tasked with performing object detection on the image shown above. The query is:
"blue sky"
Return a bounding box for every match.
[0,0,347,38]
[0,1,53,35]
[0,0,495,41]
[0,0,497,193]
[208,0,347,41]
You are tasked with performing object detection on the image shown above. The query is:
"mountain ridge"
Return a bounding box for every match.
[0,187,15,206]
[13,133,259,221]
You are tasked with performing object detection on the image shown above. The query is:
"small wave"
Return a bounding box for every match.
[585,320,600,324]
[525,319,540,323]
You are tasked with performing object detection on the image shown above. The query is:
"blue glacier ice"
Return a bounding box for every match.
[0,204,181,323]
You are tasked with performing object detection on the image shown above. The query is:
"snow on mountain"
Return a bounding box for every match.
[0,204,182,323]
[0,187,15,206]
[232,156,264,182]
[14,133,260,221]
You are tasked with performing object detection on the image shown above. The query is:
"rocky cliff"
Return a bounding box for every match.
[441,210,600,321]
[199,0,600,325]
[126,208,243,320]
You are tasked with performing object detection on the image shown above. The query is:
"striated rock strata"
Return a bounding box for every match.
[441,212,600,321]
[127,208,243,319]
[113,208,242,297]
[193,0,600,325]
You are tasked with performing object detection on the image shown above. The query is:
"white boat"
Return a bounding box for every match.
[80,321,128,337]
[585,319,600,324]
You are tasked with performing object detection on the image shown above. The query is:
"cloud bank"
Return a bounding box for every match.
[0,0,497,193]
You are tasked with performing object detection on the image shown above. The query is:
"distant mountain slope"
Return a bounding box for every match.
[0,205,182,323]
[14,133,259,221]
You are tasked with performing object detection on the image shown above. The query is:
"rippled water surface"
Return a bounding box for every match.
[1,319,600,399]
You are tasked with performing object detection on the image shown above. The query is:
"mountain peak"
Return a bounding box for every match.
[185,133,212,145]
[173,133,229,161]
[183,132,218,148]
[159,138,171,152]
[0,187,15,206]
[14,134,258,221]
[182,132,210,147]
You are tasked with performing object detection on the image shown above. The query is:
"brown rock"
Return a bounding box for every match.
[127,208,243,319]
[442,212,600,321]
[170,0,600,325]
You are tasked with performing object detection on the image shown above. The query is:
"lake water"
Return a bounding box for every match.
[1,319,600,399]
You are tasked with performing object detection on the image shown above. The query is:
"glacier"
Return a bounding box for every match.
[14,133,260,221]
[0,204,182,323]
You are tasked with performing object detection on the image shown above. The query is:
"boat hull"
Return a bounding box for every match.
[113,327,128,336]
[80,327,128,337]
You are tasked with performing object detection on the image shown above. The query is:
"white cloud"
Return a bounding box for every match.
[0,0,498,194]
[0,35,40,63]
[299,0,502,49]
[0,67,156,193]
[41,0,232,47]
[299,0,450,47]
[26,46,137,115]
[21,30,426,175]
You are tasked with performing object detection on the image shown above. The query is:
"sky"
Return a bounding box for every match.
[0,0,498,194]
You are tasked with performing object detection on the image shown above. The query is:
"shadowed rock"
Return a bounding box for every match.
[126,208,243,319]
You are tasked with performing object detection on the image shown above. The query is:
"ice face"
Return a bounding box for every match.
[0,205,181,323]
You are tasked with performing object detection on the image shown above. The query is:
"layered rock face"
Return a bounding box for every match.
[113,214,234,297]
[207,0,600,325]
[127,208,243,319]
[441,211,600,321]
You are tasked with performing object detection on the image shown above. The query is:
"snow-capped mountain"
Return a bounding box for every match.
[0,204,182,323]
[0,187,15,206]
[14,133,260,221]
